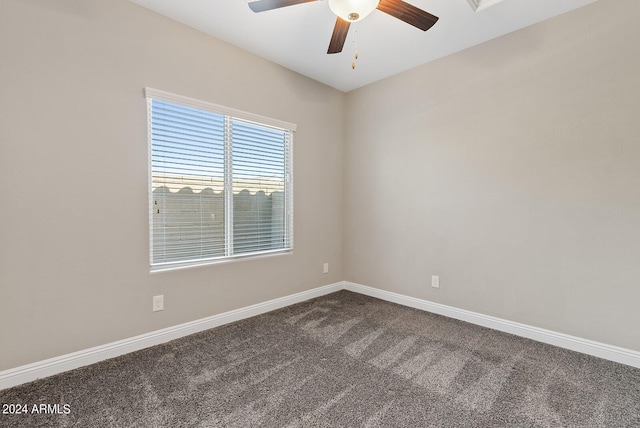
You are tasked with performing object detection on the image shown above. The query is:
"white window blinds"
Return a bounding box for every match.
[145,88,294,271]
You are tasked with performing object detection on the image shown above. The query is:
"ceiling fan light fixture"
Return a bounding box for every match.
[328,0,380,22]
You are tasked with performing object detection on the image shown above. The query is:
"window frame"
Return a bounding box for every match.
[145,88,296,272]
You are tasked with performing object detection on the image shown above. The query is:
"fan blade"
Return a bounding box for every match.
[249,0,319,13]
[376,0,439,31]
[327,18,350,54]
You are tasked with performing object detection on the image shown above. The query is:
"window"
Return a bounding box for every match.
[145,88,295,271]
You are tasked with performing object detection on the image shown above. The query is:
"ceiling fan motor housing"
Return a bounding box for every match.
[329,0,380,22]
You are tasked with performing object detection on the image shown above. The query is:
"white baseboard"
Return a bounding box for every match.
[0,282,343,391]
[343,281,640,369]
[3,280,639,391]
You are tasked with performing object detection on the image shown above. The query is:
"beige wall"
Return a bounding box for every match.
[0,0,345,370]
[344,0,640,351]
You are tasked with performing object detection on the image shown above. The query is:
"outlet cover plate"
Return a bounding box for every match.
[431,276,440,288]
[153,295,164,312]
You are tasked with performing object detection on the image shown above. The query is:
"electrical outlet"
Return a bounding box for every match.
[431,275,440,288]
[152,295,164,312]
[323,263,329,274]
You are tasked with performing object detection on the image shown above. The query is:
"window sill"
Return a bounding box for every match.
[150,249,293,273]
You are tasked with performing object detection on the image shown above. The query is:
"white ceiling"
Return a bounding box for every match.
[129,0,597,92]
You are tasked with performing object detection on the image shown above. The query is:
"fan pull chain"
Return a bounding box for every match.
[352,27,359,70]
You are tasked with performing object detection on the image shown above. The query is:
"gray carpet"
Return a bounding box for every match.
[1,290,639,427]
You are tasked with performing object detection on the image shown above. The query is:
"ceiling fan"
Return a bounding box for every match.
[248,0,439,54]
